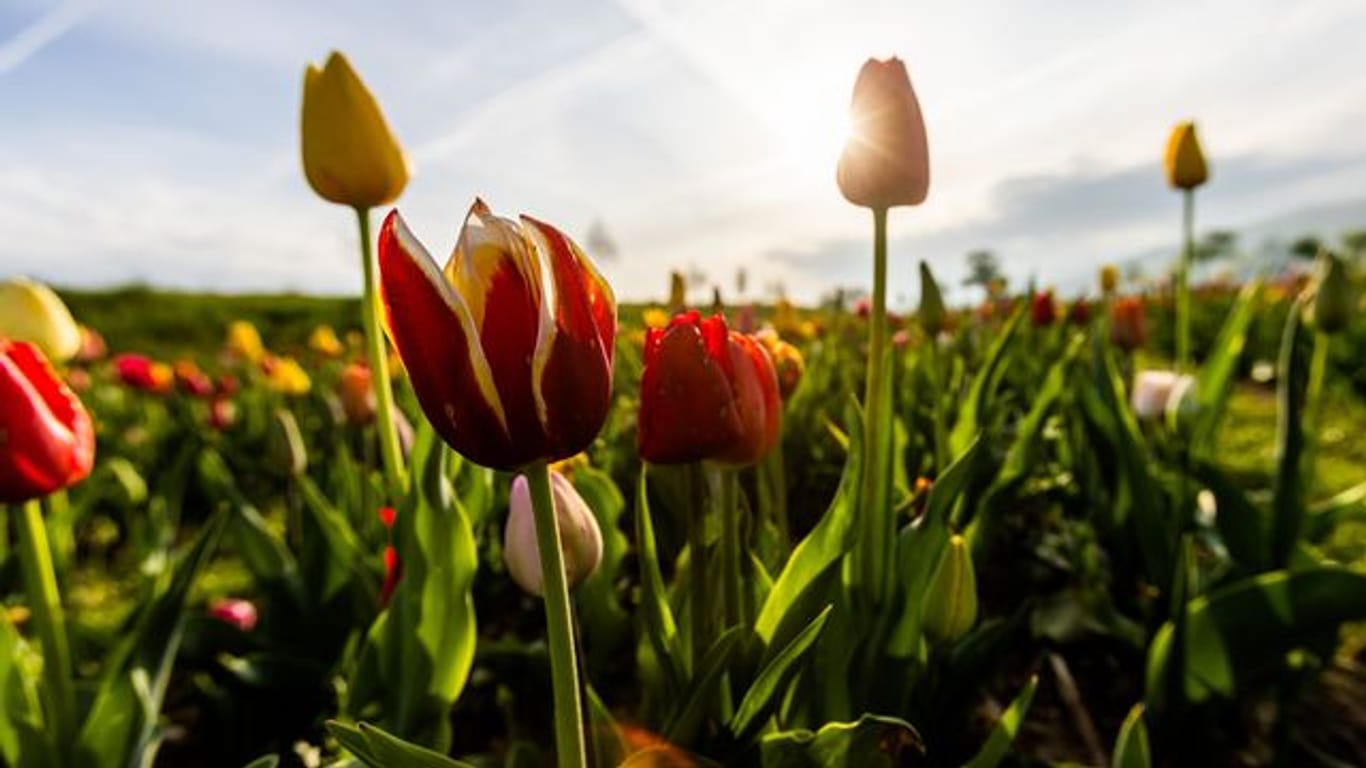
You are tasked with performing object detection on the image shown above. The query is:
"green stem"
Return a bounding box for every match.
[859,207,892,607]
[1303,330,1330,498]
[525,462,588,768]
[16,499,76,765]
[1176,189,1194,370]
[686,462,709,670]
[713,465,742,630]
[356,207,409,499]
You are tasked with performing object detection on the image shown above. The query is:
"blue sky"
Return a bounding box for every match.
[3,0,1366,307]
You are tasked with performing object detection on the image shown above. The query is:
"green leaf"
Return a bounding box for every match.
[664,626,743,744]
[964,675,1038,768]
[1192,461,1269,573]
[1111,704,1151,768]
[0,615,47,768]
[949,305,1025,456]
[298,473,377,605]
[1146,567,1366,705]
[1271,298,1310,566]
[730,606,833,738]
[359,721,475,768]
[755,398,863,644]
[326,721,378,765]
[76,511,228,768]
[760,714,923,768]
[635,468,685,691]
[1189,282,1262,454]
[571,467,631,675]
[1304,480,1366,541]
[240,756,280,768]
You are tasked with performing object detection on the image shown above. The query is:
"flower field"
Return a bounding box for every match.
[3,44,1366,768]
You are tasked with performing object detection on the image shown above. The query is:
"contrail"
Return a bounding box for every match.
[0,0,99,75]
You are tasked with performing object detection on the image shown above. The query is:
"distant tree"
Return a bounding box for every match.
[1289,235,1323,260]
[963,250,1003,294]
[584,219,619,261]
[1341,229,1366,260]
[1195,230,1238,263]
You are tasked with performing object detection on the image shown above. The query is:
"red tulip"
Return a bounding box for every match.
[208,397,236,432]
[1110,296,1147,352]
[378,199,617,470]
[208,598,258,632]
[1,340,95,503]
[1067,297,1092,326]
[114,354,173,394]
[174,360,215,398]
[638,311,781,466]
[379,545,402,607]
[378,505,397,529]
[1030,290,1057,327]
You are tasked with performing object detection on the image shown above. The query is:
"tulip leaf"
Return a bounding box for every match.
[298,473,377,605]
[241,757,281,768]
[572,467,632,677]
[759,714,924,768]
[326,720,476,768]
[1190,282,1261,454]
[755,398,863,644]
[1111,704,1151,768]
[0,614,47,768]
[1146,567,1366,706]
[76,511,228,768]
[950,305,1025,456]
[963,675,1038,768]
[1304,480,1366,542]
[1271,300,1309,566]
[730,605,833,739]
[1192,460,1269,573]
[664,625,744,744]
[635,468,685,691]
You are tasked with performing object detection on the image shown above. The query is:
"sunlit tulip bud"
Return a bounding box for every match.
[1067,297,1092,326]
[378,200,617,470]
[208,397,236,432]
[76,325,107,364]
[504,472,603,597]
[755,328,805,400]
[1109,296,1147,352]
[0,278,82,363]
[337,362,377,425]
[918,261,946,336]
[208,598,258,632]
[224,321,265,364]
[0,340,95,503]
[668,271,687,312]
[174,360,214,398]
[114,354,173,394]
[638,311,782,466]
[922,534,978,644]
[1100,264,1120,295]
[379,545,402,607]
[1311,251,1351,334]
[263,355,311,395]
[837,57,930,209]
[1164,121,1209,191]
[642,307,670,330]
[1031,290,1058,327]
[301,51,409,209]
[1131,370,1195,421]
[308,324,345,358]
[268,409,308,477]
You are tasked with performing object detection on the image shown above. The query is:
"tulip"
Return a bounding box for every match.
[224,321,265,364]
[918,261,946,336]
[308,324,346,358]
[1030,290,1058,327]
[1100,264,1120,295]
[755,327,805,400]
[1311,251,1351,334]
[338,362,377,425]
[1110,296,1147,352]
[0,340,95,503]
[638,311,782,466]
[300,52,409,209]
[1164,121,1209,190]
[922,534,977,644]
[642,307,670,330]
[1131,370,1195,421]
[1067,297,1092,326]
[262,355,311,395]
[378,505,397,529]
[379,545,402,607]
[504,472,603,597]
[0,278,82,363]
[837,57,930,209]
[174,360,214,398]
[208,397,236,432]
[377,199,617,471]
[114,354,173,394]
[208,598,258,632]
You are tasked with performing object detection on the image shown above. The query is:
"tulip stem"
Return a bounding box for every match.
[356,207,409,498]
[686,462,710,669]
[15,498,76,765]
[1176,189,1194,370]
[525,461,588,768]
[858,207,893,607]
[1302,329,1330,496]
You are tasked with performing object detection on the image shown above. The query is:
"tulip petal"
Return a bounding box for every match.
[637,312,743,464]
[713,332,782,467]
[378,209,518,467]
[0,340,94,502]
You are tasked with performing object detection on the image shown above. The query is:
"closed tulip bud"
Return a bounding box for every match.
[378,200,617,470]
[642,307,670,330]
[1067,297,1092,326]
[0,278,82,363]
[918,261,946,336]
[922,534,978,644]
[1311,251,1351,334]
[301,51,409,209]
[1099,264,1120,295]
[0,340,95,503]
[638,311,782,466]
[379,545,402,607]
[174,360,214,398]
[338,362,377,425]
[1131,370,1195,421]
[1109,296,1147,352]
[262,355,311,395]
[308,324,345,358]
[208,598,258,632]
[114,354,173,394]
[208,397,236,432]
[504,472,603,596]
[755,328,805,400]
[1164,121,1209,191]
[837,57,930,209]
[224,321,265,364]
[1031,290,1058,327]
[268,409,308,477]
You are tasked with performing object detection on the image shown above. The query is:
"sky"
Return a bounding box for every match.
[2,0,1366,308]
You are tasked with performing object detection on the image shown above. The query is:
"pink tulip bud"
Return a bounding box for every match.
[504,472,603,597]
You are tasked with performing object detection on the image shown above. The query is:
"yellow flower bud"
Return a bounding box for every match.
[301,51,409,209]
[1100,264,1120,295]
[837,57,930,209]
[504,472,603,597]
[1164,121,1208,190]
[0,277,81,362]
[225,321,265,364]
[922,534,978,644]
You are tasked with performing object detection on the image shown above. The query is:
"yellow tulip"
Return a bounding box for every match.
[1164,121,1208,190]
[642,307,670,330]
[1100,264,1120,295]
[225,321,266,364]
[301,51,409,209]
[0,277,81,362]
[308,324,345,358]
[264,355,312,395]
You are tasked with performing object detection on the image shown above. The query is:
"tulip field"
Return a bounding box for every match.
[3,49,1366,768]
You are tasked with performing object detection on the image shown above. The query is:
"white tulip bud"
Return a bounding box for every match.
[504,472,603,597]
